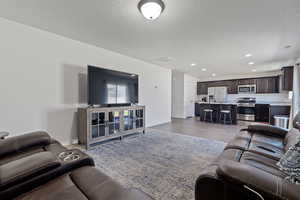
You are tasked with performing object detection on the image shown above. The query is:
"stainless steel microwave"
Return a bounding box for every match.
[238,84,256,94]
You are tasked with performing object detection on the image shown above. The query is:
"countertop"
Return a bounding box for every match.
[195,101,237,105]
[195,101,292,106]
[256,101,292,106]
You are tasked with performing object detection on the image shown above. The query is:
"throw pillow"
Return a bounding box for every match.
[277,140,300,184]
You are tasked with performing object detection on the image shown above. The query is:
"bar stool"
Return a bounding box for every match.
[219,105,232,124]
[203,108,214,122]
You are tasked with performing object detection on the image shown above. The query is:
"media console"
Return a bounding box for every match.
[78,105,145,149]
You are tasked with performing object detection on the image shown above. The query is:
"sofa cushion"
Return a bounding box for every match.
[0,151,60,189]
[252,133,284,149]
[15,173,88,200]
[217,160,300,200]
[248,141,284,161]
[240,151,285,177]
[15,166,153,200]
[70,166,152,200]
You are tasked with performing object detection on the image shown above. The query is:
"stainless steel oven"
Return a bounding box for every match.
[238,85,256,94]
[237,98,256,121]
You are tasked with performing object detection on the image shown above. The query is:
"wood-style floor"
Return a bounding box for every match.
[151,117,247,143]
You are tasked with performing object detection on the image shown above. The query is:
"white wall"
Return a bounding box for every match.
[293,63,300,116]
[171,71,184,118]
[184,74,198,117]
[0,18,172,144]
[171,71,198,118]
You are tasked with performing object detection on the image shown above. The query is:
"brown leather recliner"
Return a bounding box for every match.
[0,131,152,200]
[195,112,300,200]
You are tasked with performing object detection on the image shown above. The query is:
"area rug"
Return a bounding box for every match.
[85,129,226,200]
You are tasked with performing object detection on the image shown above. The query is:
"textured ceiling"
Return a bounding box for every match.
[0,0,299,78]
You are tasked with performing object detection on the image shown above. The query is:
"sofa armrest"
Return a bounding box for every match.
[217,160,299,200]
[246,124,288,137]
[0,131,9,139]
[295,121,300,130]
[195,161,226,200]
[0,131,51,157]
[0,151,60,189]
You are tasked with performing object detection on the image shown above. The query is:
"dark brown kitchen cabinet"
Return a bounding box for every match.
[268,76,279,93]
[197,82,208,95]
[225,80,238,94]
[255,104,270,123]
[256,78,268,93]
[197,76,279,95]
[237,79,255,85]
[282,66,294,91]
[256,76,279,94]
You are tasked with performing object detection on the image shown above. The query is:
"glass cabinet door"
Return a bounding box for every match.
[123,110,135,131]
[135,109,144,128]
[90,112,106,139]
[107,111,121,135]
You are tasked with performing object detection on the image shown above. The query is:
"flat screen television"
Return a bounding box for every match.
[88,66,139,106]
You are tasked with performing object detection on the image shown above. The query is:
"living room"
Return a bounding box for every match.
[0,0,300,200]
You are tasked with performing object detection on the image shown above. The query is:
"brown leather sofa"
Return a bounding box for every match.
[196,113,300,200]
[0,131,152,200]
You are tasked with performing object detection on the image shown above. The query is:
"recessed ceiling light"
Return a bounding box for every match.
[248,62,255,65]
[138,0,165,20]
[155,56,173,62]
[201,68,207,71]
[245,54,252,57]
[212,73,216,77]
[252,69,257,72]
[190,63,197,67]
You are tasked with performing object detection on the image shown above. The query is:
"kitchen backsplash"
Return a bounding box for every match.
[197,91,291,103]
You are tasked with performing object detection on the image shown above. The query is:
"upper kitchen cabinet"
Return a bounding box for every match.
[256,76,279,94]
[197,75,279,95]
[225,80,238,94]
[281,66,294,91]
[197,82,209,95]
[237,78,255,85]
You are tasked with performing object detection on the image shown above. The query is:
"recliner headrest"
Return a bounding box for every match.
[0,131,51,157]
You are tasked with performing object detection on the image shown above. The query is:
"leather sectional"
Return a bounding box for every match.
[196,113,300,200]
[0,131,152,200]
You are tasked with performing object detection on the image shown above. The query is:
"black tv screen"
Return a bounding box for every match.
[88,66,139,105]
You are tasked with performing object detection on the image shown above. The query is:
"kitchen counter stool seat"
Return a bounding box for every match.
[203,109,214,122]
[219,105,233,124]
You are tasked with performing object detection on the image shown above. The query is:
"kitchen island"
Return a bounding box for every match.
[195,102,238,124]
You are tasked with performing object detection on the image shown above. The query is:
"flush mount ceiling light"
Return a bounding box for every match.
[190,63,197,66]
[138,0,165,20]
[245,53,252,57]
[212,73,216,77]
[201,68,207,71]
[248,62,255,65]
[285,45,292,49]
